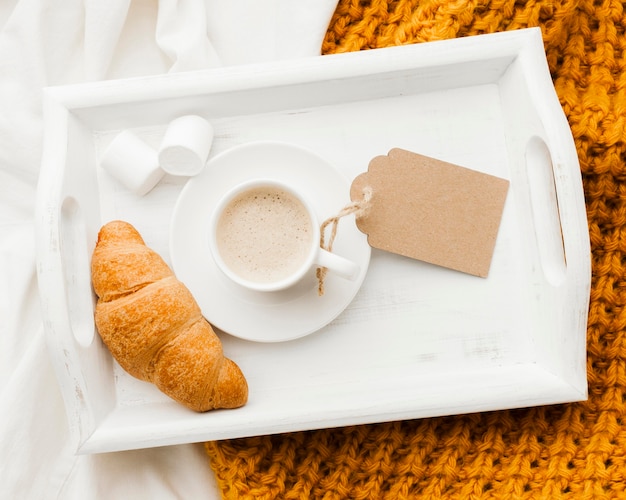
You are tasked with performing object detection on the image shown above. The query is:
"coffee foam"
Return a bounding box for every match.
[216,186,313,283]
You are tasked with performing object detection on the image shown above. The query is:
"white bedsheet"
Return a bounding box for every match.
[0,2,338,498]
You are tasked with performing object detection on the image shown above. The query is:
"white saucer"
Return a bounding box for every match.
[170,141,371,342]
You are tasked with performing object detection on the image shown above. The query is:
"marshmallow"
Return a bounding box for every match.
[158,115,213,176]
[100,130,164,196]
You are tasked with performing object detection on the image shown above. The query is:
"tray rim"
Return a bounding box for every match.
[35,27,591,454]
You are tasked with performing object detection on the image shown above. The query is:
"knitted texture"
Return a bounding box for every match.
[206,0,626,497]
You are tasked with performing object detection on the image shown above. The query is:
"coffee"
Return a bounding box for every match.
[215,186,313,284]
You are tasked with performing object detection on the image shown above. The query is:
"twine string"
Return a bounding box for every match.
[317,186,373,296]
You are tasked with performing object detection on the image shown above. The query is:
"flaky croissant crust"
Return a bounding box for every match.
[91,220,248,412]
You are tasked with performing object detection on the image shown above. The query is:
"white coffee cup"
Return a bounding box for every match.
[209,179,360,292]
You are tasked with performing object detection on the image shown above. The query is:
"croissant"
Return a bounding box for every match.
[91,220,248,412]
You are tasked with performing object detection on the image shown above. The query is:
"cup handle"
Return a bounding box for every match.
[315,248,360,281]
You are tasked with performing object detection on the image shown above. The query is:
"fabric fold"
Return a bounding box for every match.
[156,0,222,72]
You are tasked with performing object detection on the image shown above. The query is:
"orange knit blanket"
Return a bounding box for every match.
[206,0,623,497]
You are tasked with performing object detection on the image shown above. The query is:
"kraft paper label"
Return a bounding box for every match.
[350,148,509,277]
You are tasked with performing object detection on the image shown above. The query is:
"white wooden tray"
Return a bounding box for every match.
[35,28,591,454]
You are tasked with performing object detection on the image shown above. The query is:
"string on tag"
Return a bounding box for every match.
[317,186,373,296]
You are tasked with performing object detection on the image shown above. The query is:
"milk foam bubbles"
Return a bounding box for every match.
[215,186,313,283]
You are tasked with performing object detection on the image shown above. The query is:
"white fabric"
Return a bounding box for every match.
[0,1,338,498]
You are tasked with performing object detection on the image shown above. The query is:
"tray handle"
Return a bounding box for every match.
[525,136,567,286]
[59,196,96,347]
[519,30,591,288]
[36,96,114,452]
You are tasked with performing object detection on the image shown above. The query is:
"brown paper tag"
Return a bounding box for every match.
[350,148,509,277]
